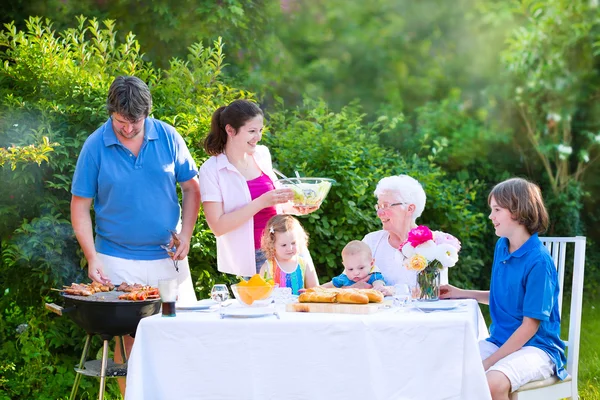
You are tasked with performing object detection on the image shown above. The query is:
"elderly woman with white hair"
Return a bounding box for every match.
[361,175,427,287]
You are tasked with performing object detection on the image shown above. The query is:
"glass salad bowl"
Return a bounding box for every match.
[273,177,335,209]
[231,283,275,306]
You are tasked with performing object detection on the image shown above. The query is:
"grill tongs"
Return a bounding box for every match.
[160,229,180,272]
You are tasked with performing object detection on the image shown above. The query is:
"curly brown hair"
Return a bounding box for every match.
[260,215,309,260]
[488,177,549,235]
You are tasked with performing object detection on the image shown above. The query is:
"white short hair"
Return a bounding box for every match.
[374,175,426,221]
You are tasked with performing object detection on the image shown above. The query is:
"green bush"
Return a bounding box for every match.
[0,298,114,400]
[265,98,490,287]
[0,15,503,399]
[0,16,243,398]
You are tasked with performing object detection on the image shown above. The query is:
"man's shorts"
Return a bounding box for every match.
[479,340,555,392]
[97,253,197,305]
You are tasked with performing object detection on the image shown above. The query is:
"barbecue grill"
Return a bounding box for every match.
[46,289,160,400]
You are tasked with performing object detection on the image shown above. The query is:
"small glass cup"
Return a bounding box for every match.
[158,278,178,317]
[272,286,292,309]
[393,284,411,309]
[211,284,230,306]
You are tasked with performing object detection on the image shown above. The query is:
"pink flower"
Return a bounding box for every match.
[398,239,408,253]
[432,231,461,251]
[407,225,433,247]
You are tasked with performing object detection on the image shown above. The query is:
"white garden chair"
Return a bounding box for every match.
[510,236,587,400]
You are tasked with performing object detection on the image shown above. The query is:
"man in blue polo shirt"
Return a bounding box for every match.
[71,75,200,301]
[71,75,201,393]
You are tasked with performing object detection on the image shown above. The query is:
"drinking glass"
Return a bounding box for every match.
[211,284,230,306]
[272,286,292,310]
[393,284,411,309]
[158,278,178,317]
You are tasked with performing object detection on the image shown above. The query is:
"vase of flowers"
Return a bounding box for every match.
[400,225,461,301]
[415,263,442,301]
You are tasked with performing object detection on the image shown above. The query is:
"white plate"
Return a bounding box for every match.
[220,306,276,318]
[176,299,217,310]
[415,301,458,311]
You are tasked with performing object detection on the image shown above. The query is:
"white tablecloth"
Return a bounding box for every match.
[126,299,491,400]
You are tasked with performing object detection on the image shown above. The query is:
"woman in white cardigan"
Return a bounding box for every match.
[362,175,433,287]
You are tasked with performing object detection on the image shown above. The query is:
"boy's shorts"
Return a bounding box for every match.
[479,340,555,392]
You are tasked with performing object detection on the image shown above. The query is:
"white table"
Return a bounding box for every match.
[126,299,491,400]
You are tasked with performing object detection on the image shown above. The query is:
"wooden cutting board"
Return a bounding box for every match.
[286,302,380,314]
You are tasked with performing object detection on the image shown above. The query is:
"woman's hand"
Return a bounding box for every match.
[439,284,462,299]
[260,188,294,208]
[292,205,320,215]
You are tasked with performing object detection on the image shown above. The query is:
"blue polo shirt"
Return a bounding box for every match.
[488,233,567,379]
[71,117,198,260]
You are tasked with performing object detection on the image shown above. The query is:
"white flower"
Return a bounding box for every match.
[401,242,416,258]
[547,113,561,122]
[414,240,438,262]
[595,134,600,144]
[557,144,573,159]
[580,150,590,163]
[436,243,459,268]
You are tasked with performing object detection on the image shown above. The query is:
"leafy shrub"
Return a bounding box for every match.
[0,14,527,400]
[264,98,490,287]
[0,297,118,399]
[0,16,242,398]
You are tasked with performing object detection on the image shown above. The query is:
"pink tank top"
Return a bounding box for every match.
[247,172,277,249]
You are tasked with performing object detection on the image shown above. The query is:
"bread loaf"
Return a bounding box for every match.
[361,289,384,303]
[298,291,337,303]
[336,290,369,304]
[298,287,382,304]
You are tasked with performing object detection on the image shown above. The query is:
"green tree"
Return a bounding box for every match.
[502,0,600,195]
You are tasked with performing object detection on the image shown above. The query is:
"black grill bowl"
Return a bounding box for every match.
[62,293,160,338]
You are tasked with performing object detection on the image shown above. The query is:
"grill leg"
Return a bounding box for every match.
[116,336,128,363]
[98,339,109,400]
[70,334,92,400]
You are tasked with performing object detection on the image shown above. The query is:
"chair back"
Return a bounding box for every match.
[539,236,586,396]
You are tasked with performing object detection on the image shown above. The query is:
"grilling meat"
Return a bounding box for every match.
[61,282,159,301]
[117,282,146,292]
[62,282,114,296]
[118,287,160,301]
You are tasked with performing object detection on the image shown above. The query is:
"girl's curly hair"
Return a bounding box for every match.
[260,215,309,260]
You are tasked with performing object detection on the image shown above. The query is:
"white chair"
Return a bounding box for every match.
[510,236,586,400]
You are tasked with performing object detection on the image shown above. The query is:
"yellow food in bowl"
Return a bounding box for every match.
[232,274,275,305]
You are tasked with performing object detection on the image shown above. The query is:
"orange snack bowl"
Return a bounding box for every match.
[231,283,274,306]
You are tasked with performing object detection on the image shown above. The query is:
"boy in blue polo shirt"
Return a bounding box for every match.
[440,177,566,399]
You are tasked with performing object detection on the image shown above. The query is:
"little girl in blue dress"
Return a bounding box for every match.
[259,215,319,295]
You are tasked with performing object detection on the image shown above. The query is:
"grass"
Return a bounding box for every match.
[576,297,600,400]
[480,294,600,399]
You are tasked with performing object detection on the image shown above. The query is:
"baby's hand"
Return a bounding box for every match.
[378,286,393,296]
[349,281,372,289]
